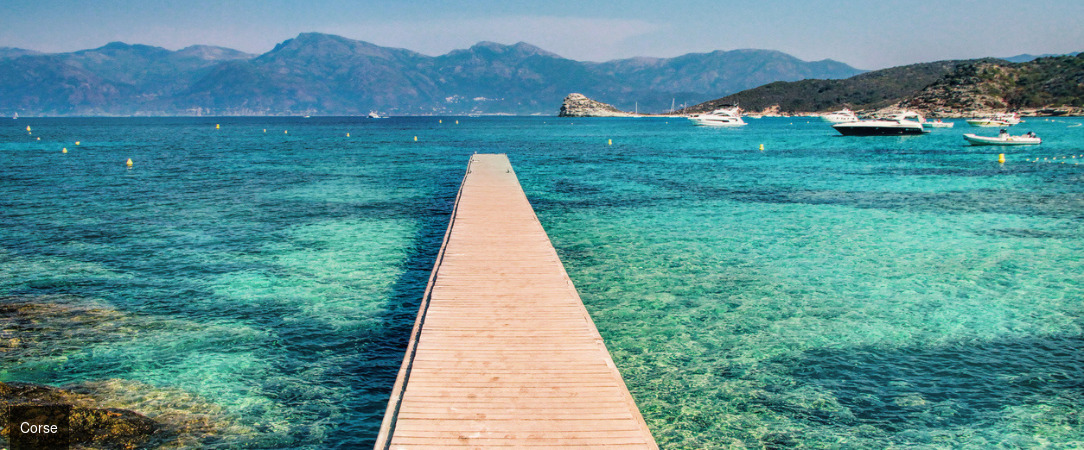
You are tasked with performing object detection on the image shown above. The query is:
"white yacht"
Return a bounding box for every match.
[368,111,384,119]
[688,106,746,127]
[922,118,954,128]
[966,112,1021,127]
[821,108,858,123]
[832,111,929,136]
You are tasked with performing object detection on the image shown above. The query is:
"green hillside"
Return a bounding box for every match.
[902,53,1084,114]
[681,59,1001,114]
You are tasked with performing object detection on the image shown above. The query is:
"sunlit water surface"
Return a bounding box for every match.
[2,116,1082,448]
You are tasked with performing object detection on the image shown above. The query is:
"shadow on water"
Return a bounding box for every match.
[333,176,459,448]
[775,332,1084,433]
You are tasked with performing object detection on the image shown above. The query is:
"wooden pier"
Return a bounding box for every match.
[375,154,657,448]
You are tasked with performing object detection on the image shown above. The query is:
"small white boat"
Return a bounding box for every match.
[967,112,1021,127]
[963,130,1041,146]
[368,111,384,119]
[821,108,858,123]
[833,111,929,136]
[922,118,954,128]
[688,106,746,127]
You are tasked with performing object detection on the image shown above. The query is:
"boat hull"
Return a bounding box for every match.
[833,123,927,136]
[966,120,1013,127]
[689,117,746,126]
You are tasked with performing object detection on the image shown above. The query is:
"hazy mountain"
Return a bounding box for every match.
[0,47,42,59]
[174,33,440,114]
[1000,52,1081,63]
[0,54,132,115]
[0,41,256,115]
[2,32,864,115]
[592,49,862,109]
[175,45,255,61]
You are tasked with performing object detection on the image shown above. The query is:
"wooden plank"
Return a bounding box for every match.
[375,154,656,449]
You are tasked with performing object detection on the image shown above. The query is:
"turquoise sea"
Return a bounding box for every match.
[2,116,1082,448]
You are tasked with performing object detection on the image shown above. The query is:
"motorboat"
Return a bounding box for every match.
[368,111,384,119]
[963,129,1041,146]
[688,106,746,127]
[821,108,858,123]
[832,111,929,136]
[922,118,954,128]
[966,112,1021,127]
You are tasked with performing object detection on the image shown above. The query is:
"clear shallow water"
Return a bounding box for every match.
[2,116,1082,448]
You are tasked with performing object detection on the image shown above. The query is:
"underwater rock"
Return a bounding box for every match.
[1,298,254,447]
[1,381,157,449]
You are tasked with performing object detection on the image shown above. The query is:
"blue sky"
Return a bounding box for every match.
[2,0,1082,69]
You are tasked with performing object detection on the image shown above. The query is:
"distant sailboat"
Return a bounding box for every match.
[12,112,17,119]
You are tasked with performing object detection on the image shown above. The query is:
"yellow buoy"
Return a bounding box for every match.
[36,137,40,141]
[759,144,764,151]
[62,148,67,153]
[284,130,288,134]
[455,120,459,124]
[608,139,612,146]
[263,129,267,133]
[216,124,220,129]
[439,119,442,124]
[126,158,133,167]
[414,136,418,142]
[998,153,1005,164]
[26,125,31,132]
[346,132,350,137]
[75,141,80,146]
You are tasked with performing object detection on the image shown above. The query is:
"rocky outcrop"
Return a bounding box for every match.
[1,381,157,449]
[1,297,254,447]
[558,93,636,117]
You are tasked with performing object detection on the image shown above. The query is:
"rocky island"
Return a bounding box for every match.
[558,93,639,117]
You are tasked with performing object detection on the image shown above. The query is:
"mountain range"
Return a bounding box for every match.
[0,32,863,116]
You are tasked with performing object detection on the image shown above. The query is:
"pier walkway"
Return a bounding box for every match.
[375,154,656,448]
